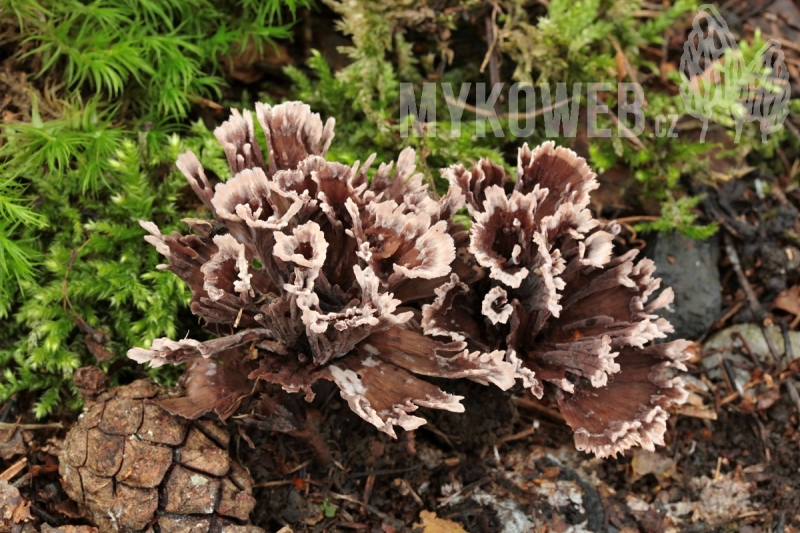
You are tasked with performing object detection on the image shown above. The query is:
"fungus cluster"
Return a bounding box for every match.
[129,101,689,458]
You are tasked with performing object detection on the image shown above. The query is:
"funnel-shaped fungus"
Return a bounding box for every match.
[129,102,688,457]
[129,102,515,439]
[431,141,689,457]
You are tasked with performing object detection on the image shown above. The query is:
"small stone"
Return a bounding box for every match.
[645,231,721,340]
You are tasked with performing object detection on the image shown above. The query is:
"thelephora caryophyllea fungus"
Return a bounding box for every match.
[129,101,689,458]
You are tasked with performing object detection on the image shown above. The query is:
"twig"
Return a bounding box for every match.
[614,216,660,225]
[0,457,27,481]
[0,396,16,423]
[0,421,62,430]
[761,324,783,367]
[512,397,566,423]
[443,94,572,120]
[394,478,424,506]
[419,422,457,448]
[785,379,800,425]
[676,406,718,420]
[616,222,647,250]
[497,426,538,444]
[752,415,771,463]
[737,510,768,519]
[724,232,765,319]
[725,227,779,365]
[253,479,295,488]
[2,417,19,443]
[30,503,59,526]
[784,117,800,146]
[479,4,500,76]
[742,25,800,53]
[713,456,723,481]
[481,5,501,116]
[328,491,406,531]
[187,93,224,110]
[436,476,491,507]
[349,464,423,479]
[780,320,800,422]
[286,459,312,475]
[631,9,663,17]
[719,391,741,407]
[711,301,743,330]
[362,474,376,508]
[782,319,796,366]
[732,331,764,371]
[717,355,738,395]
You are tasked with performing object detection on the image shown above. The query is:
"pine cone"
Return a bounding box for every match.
[59,374,261,533]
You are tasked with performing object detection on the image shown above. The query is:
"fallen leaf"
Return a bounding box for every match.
[0,429,27,461]
[774,285,800,315]
[0,479,32,526]
[631,449,676,481]
[415,510,468,533]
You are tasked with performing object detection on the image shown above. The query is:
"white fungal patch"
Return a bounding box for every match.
[329,366,367,395]
[361,344,379,355]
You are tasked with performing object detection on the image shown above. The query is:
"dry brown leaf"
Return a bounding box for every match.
[631,449,677,481]
[0,429,27,461]
[774,285,800,315]
[0,479,32,526]
[415,510,468,533]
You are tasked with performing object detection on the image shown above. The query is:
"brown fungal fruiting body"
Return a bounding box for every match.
[59,378,261,533]
[128,100,688,458]
[128,101,516,439]
[436,142,689,457]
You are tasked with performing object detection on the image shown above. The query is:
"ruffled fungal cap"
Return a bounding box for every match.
[129,101,514,438]
[129,102,688,457]
[429,141,689,458]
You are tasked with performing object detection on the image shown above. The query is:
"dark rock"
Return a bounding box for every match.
[645,231,721,341]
